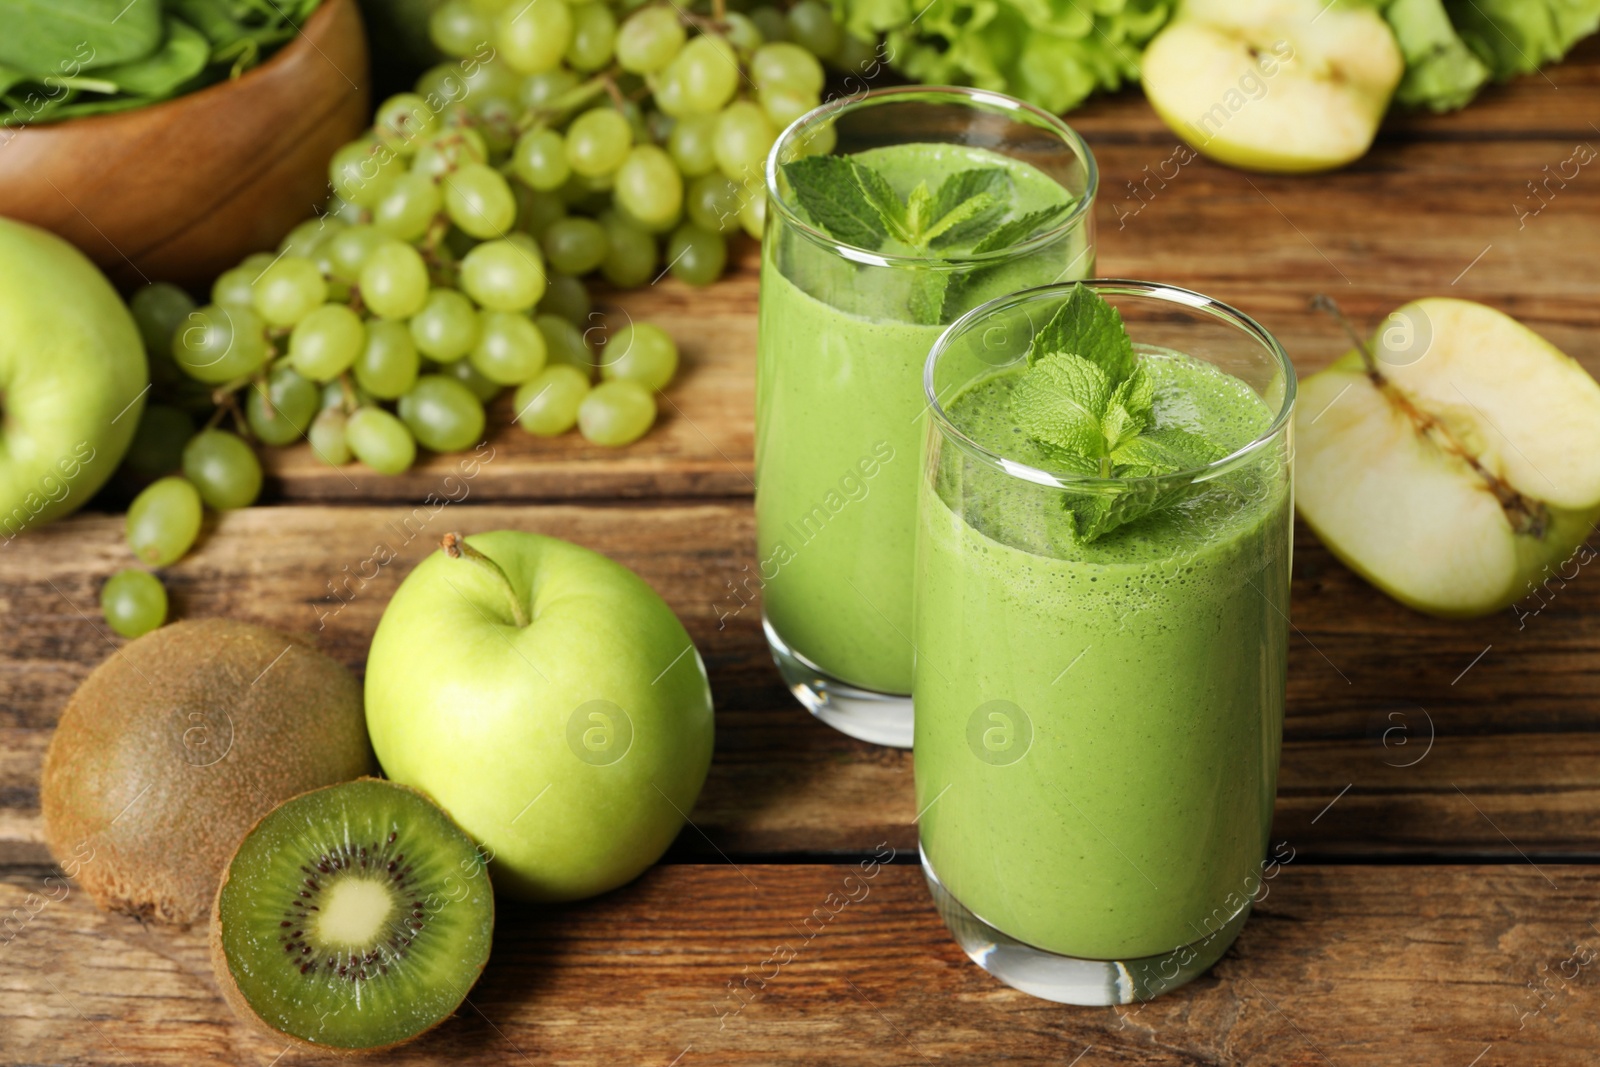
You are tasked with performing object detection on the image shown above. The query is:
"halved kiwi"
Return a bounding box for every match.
[210,778,495,1052]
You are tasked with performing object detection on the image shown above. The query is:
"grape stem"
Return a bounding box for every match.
[441,532,530,628]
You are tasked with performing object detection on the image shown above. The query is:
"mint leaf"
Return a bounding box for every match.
[928,168,1012,248]
[1100,365,1155,455]
[902,180,935,244]
[781,156,889,250]
[1030,282,1136,383]
[924,192,1000,244]
[1010,351,1113,464]
[1111,426,1226,471]
[853,161,910,243]
[908,271,948,326]
[970,204,1072,255]
[931,167,1012,221]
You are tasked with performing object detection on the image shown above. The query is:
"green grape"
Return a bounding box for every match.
[760,86,817,130]
[411,128,489,179]
[601,322,678,390]
[328,196,365,224]
[360,240,431,319]
[668,222,727,286]
[674,35,739,113]
[252,255,328,327]
[459,55,521,106]
[599,214,657,288]
[613,144,683,230]
[514,364,590,435]
[616,5,685,74]
[470,310,548,384]
[375,92,441,153]
[686,173,742,233]
[832,32,880,73]
[409,288,480,362]
[667,113,718,178]
[101,569,167,639]
[578,379,656,446]
[398,375,486,452]
[247,367,319,446]
[122,404,194,483]
[345,407,416,474]
[211,265,256,309]
[323,224,388,284]
[786,0,841,58]
[652,67,688,118]
[565,2,616,70]
[126,476,203,566]
[279,216,345,258]
[536,312,595,379]
[538,273,590,324]
[518,187,567,239]
[172,304,268,384]
[330,139,404,208]
[498,0,573,73]
[512,127,570,191]
[740,186,767,238]
[373,172,444,241]
[565,107,632,177]
[439,354,503,401]
[724,12,764,52]
[240,252,277,274]
[751,41,824,96]
[130,283,196,375]
[541,217,608,275]
[714,100,777,183]
[290,303,366,380]
[749,6,789,43]
[520,68,580,109]
[443,162,516,238]
[355,319,421,398]
[472,96,521,157]
[460,239,548,311]
[430,0,492,56]
[308,407,351,465]
[320,378,374,410]
[795,117,836,157]
[182,430,262,510]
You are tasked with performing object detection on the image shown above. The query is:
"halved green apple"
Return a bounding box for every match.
[1296,298,1600,617]
[1141,0,1404,173]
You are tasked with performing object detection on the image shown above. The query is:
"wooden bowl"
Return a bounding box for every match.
[0,0,370,289]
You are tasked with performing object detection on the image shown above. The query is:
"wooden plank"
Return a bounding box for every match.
[2,863,1597,1065]
[3,506,1597,864]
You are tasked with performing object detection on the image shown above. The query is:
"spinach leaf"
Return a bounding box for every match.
[94,16,210,96]
[0,0,163,76]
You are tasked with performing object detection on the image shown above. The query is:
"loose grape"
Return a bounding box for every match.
[123,405,194,483]
[375,92,440,154]
[749,6,789,42]
[541,216,608,275]
[354,320,421,399]
[460,238,548,311]
[182,430,262,510]
[330,139,403,208]
[514,364,590,435]
[538,273,591,324]
[346,407,416,474]
[565,2,616,70]
[430,0,492,56]
[470,310,548,383]
[601,322,678,389]
[443,162,516,238]
[498,0,573,73]
[616,5,685,73]
[578,379,656,446]
[172,304,268,384]
[101,569,167,639]
[674,35,739,113]
[247,367,319,446]
[667,222,727,286]
[613,144,683,230]
[290,303,367,380]
[668,113,719,177]
[252,255,328,327]
[130,283,196,372]
[686,173,742,233]
[751,41,824,96]
[308,407,352,465]
[740,186,767,238]
[519,187,567,238]
[724,12,764,52]
[126,476,203,566]
[323,224,388,284]
[409,288,480,362]
[512,127,570,191]
[398,375,486,452]
[360,240,431,319]
[439,355,504,401]
[761,86,817,130]
[411,129,489,179]
[211,265,256,309]
[565,107,632,177]
[786,0,841,57]
[714,100,777,183]
[373,172,444,241]
[520,68,580,109]
[600,215,658,288]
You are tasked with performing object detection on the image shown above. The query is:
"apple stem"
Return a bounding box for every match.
[441,533,531,628]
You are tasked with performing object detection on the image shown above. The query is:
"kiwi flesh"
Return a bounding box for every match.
[210,778,495,1052]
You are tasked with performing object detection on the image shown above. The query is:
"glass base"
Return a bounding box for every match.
[763,613,913,748]
[921,847,1249,1005]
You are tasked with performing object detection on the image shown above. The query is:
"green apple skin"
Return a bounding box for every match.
[364,530,715,902]
[0,218,147,539]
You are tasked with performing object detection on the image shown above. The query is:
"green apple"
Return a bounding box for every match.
[364,530,715,901]
[1296,298,1600,617]
[0,218,147,540]
[1141,0,1404,173]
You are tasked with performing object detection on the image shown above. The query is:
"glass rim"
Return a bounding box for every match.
[763,84,1100,270]
[923,280,1297,489]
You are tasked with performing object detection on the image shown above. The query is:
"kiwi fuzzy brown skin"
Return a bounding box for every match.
[40,618,375,927]
[208,778,492,1055]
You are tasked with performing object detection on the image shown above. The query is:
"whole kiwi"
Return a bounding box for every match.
[40,618,375,926]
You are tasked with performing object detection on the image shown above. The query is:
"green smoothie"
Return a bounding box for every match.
[914,350,1290,961]
[756,142,1089,695]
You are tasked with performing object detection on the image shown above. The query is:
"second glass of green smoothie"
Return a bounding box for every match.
[757,86,1098,748]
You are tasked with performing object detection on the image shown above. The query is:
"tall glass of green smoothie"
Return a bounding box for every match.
[914,281,1295,1004]
[757,87,1098,747]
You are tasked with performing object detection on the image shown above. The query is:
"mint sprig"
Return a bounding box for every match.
[1009,284,1227,543]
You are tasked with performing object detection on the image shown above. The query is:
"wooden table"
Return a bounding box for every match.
[5,41,1600,1066]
